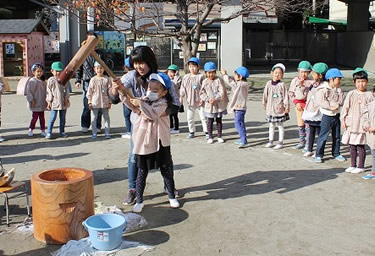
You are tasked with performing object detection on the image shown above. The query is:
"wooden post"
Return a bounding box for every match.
[31,168,94,244]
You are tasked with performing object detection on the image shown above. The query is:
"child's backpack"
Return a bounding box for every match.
[16,77,32,96]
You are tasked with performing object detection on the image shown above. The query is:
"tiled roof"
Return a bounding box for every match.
[0,19,48,34]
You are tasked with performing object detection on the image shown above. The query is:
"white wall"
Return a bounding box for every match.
[220,1,242,74]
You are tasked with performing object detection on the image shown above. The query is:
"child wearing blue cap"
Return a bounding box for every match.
[129,72,179,212]
[288,60,312,150]
[314,68,345,163]
[262,63,290,149]
[86,61,112,139]
[26,62,47,137]
[341,68,375,173]
[180,57,208,139]
[221,66,250,148]
[302,62,328,157]
[200,62,228,144]
[45,62,70,139]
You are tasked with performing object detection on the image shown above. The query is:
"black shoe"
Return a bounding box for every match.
[123,190,136,205]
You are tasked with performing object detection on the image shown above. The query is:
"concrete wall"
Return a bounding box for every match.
[336,31,375,71]
[220,1,243,73]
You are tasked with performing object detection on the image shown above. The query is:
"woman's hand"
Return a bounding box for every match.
[209,98,215,105]
[88,103,93,110]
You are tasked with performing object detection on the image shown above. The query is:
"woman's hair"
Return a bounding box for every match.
[130,46,158,73]
[353,71,368,81]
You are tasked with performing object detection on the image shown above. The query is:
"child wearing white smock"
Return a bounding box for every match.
[262,63,290,149]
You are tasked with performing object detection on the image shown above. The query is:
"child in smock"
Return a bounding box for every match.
[262,63,289,149]
[341,68,375,174]
[46,62,70,139]
[180,57,208,139]
[130,72,179,213]
[362,86,375,179]
[288,60,312,150]
[221,66,250,148]
[86,61,111,139]
[314,68,345,163]
[301,62,329,157]
[200,62,228,144]
[26,62,47,137]
[167,64,182,134]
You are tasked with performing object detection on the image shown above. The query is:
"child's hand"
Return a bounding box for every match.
[342,123,347,130]
[285,109,289,114]
[75,82,81,89]
[130,98,141,107]
[88,103,93,110]
[330,105,339,111]
[209,98,215,105]
[47,102,52,110]
[220,70,227,75]
[31,100,35,108]
[369,127,375,133]
[199,100,204,107]
[65,99,70,107]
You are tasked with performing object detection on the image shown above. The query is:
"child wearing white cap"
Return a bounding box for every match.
[200,62,228,143]
[129,72,179,213]
[221,66,250,148]
[262,63,290,149]
[86,61,112,139]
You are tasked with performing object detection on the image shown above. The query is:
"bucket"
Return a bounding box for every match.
[83,213,126,251]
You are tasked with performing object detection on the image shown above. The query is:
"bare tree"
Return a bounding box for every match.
[45,0,309,69]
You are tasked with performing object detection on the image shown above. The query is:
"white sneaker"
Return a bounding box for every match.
[41,131,47,137]
[27,131,33,137]
[351,168,365,174]
[345,167,356,173]
[312,153,316,158]
[265,142,273,148]
[169,198,180,208]
[132,203,144,213]
[303,151,313,157]
[121,133,131,139]
[170,129,180,134]
[217,138,224,143]
[273,143,283,149]
[81,127,89,133]
[207,138,213,144]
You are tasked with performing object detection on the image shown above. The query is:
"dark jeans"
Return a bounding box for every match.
[81,80,102,129]
[316,114,341,158]
[122,104,132,133]
[170,113,179,130]
[307,125,321,153]
[128,126,137,190]
[234,110,247,144]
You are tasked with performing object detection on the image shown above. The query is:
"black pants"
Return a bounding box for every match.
[169,113,179,130]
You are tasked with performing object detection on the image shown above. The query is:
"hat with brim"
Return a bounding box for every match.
[235,66,250,79]
[353,67,368,76]
[124,57,131,68]
[167,64,179,71]
[94,61,101,67]
[149,72,172,89]
[188,57,200,66]
[204,62,216,72]
[298,60,312,71]
[51,62,64,71]
[325,68,344,80]
[312,62,329,75]
[272,63,286,73]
